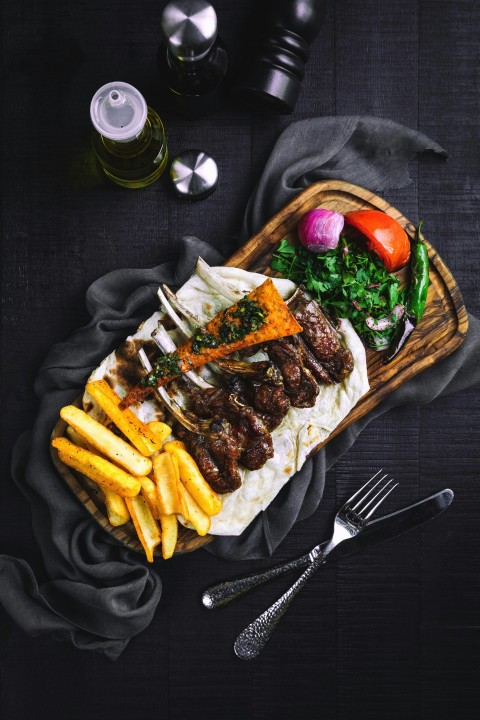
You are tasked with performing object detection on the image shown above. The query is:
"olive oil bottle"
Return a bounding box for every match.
[90,82,168,189]
[157,0,229,117]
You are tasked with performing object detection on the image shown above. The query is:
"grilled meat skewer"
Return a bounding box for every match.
[150,322,274,487]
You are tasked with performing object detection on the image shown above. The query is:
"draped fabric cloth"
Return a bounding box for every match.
[1,116,479,659]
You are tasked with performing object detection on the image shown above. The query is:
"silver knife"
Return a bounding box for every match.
[202,488,453,610]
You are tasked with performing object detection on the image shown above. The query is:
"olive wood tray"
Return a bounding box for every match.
[51,180,468,559]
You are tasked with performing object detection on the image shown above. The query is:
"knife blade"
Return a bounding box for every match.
[315,487,454,563]
[202,488,453,610]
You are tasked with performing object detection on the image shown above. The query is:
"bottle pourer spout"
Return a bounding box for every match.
[90,82,148,141]
[108,90,125,107]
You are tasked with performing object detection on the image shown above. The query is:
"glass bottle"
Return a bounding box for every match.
[90,82,168,189]
[157,0,229,117]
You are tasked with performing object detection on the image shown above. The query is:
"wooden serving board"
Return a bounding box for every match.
[226,181,468,442]
[51,180,468,559]
[50,399,209,557]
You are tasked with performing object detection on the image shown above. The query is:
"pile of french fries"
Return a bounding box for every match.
[51,379,222,561]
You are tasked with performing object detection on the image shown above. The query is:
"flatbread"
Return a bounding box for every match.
[85,267,369,536]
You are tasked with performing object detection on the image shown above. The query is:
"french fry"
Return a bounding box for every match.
[159,514,178,560]
[140,477,160,520]
[180,486,211,536]
[166,446,222,516]
[53,437,141,498]
[60,405,152,477]
[153,453,185,515]
[86,379,165,456]
[66,425,96,452]
[163,439,187,453]
[147,421,172,445]
[66,426,130,526]
[170,453,188,518]
[102,491,130,526]
[125,495,161,563]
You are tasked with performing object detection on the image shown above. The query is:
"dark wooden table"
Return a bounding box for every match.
[2,1,479,718]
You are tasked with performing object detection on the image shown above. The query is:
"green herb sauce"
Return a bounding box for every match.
[191,328,220,354]
[143,297,267,385]
[142,353,181,386]
[217,297,267,344]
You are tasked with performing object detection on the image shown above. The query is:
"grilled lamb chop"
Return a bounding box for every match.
[215,358,291,430]
[288,290,354,382]
[185,383,274,471]
[290,334,334,385]
[174,423,242,494]
[266,338,320,408]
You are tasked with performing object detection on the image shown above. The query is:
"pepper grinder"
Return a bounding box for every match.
[157,0,229,117]
[234,0,327,114]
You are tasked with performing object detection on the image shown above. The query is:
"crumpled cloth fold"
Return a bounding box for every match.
[2,116,478,659]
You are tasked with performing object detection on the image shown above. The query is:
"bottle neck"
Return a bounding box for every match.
[167,41,216,69]
[100,115,152,153]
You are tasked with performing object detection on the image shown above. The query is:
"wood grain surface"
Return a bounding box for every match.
[50,180,468,559]
[50,400,212,557]
[226,180,469,443]
[2,1,480,719]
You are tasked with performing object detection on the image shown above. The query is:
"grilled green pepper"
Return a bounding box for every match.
[383,221,429,364]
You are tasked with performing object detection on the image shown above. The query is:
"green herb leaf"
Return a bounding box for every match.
[271,236,405,348]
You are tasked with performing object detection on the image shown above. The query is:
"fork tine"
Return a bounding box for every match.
[348,471,387,511]
[344,469,382,506]
[361,481,399,521]
[349,476,387,511]
[355,478,394,515]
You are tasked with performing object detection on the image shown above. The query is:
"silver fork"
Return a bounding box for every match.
[234,470,398,660]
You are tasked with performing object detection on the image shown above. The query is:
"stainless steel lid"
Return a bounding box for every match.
[170,149,218,200]
[160,0,218,62]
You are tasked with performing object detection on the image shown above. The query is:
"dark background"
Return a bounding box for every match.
[1,1,479,718]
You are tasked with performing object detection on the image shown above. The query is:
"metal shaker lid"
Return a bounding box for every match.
[170,149,218,200]
[160,0,217,62]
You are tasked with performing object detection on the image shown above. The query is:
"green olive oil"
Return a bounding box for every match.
[91,107,168,188]
[90,82,168,189]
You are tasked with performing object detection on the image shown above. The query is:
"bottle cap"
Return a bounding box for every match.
[170,149,218,200]
[160,0,217,62]
[90,82,148,141]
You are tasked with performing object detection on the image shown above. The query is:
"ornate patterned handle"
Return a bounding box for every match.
[234,557,324,660]
[202,554,312,610]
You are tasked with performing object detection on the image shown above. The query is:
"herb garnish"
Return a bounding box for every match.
[142,353,181,386]
[143,298,267,384]
[271,236,405,348]
[217,297,267,343]
[191,328,219,354]
[231,297,267,332]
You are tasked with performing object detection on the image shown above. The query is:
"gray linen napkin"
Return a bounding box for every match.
[1,116,479,659]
